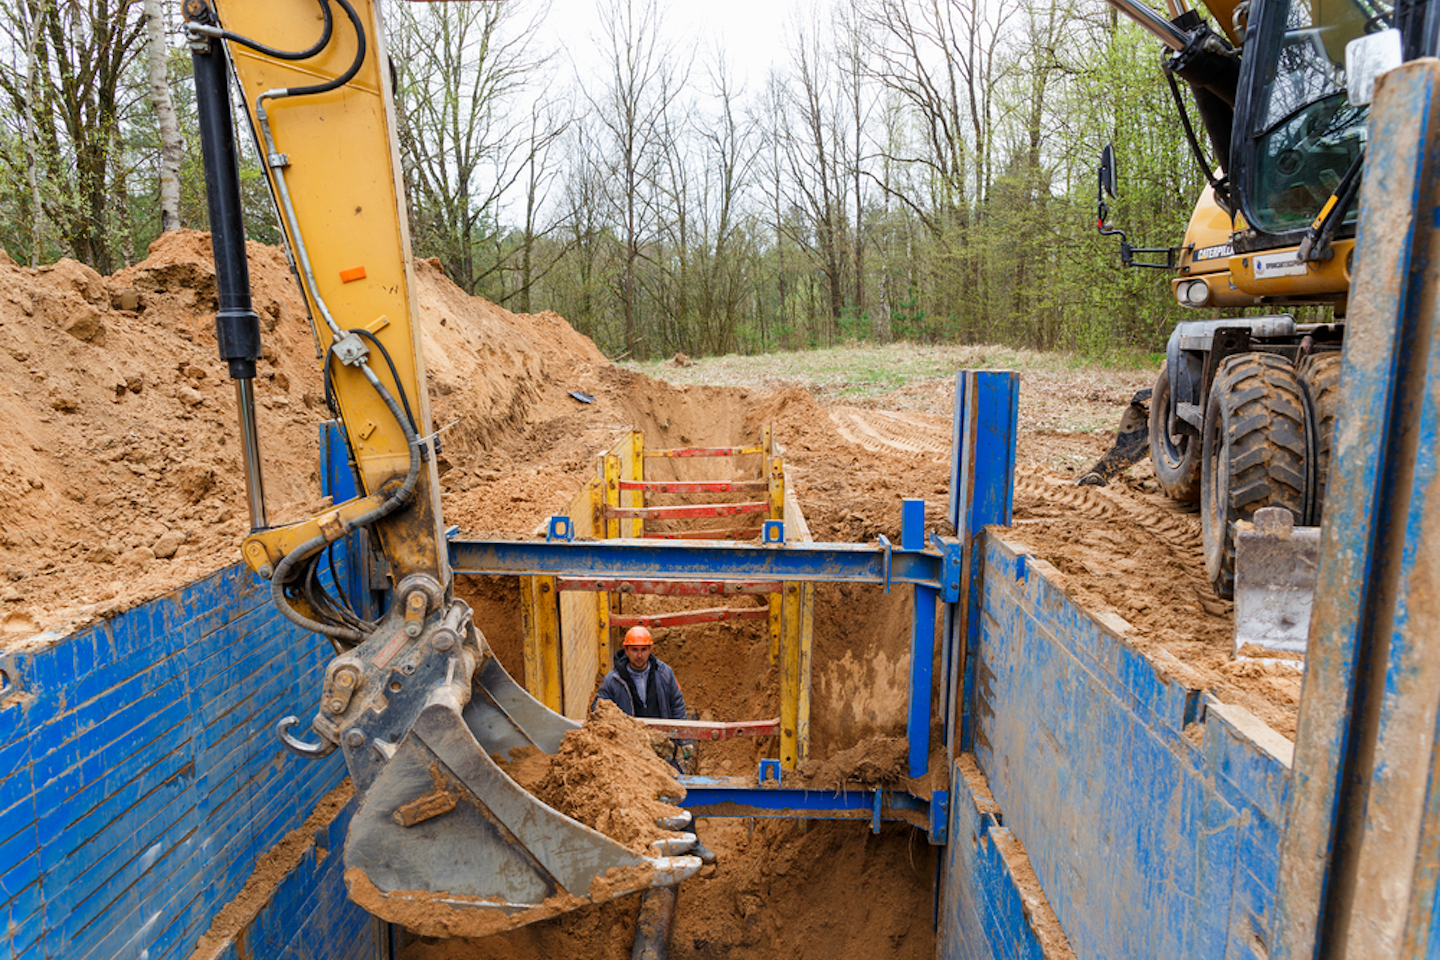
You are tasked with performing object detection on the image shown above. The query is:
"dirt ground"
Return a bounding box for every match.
[0,233,1296,957]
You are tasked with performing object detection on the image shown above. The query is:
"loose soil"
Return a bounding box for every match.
[505,700,688,855]
[0,233,1297,956]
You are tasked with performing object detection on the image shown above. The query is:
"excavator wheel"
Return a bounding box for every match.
[1201,353,1309,599]
[1148,361,1201,502]
[1298,353,1343,526]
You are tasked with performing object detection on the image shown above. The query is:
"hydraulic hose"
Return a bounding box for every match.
[269,376,422,642]
[252,0,367,342]
[190,0,335,61]
[193,0,424,644]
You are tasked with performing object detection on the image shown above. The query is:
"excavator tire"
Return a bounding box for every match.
[1148,361,1201,502]
[1201,353,1309,599]
[1298,352,1343,526]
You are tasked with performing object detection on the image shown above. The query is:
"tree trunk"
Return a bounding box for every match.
[146,0,182,233]
[23,0,42,266]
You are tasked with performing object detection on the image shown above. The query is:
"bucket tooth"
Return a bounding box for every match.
[345,700,701,937]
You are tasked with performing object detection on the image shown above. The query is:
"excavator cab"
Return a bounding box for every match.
[182,0,700,935]
[1226,0,1383,254]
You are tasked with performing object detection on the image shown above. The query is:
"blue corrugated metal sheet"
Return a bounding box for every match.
[937,760,1050,960]
[0,560,372,960]
[965,534,1290,960]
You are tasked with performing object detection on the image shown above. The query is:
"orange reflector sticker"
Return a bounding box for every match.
[340,266,367,283]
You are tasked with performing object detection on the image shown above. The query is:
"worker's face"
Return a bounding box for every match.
[626,644,652,670]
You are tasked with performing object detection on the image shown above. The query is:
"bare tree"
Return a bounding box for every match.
[781,10,847,339]
[589,0,685,359]
[0,0,148,270]
[391,0,556,296]
[692,52,758,354]
[512,95,572,313]
[860,0,1014,221]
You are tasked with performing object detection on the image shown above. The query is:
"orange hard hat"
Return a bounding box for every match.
[623,626,653,647]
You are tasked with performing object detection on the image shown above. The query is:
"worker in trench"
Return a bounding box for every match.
[594,625,717,864]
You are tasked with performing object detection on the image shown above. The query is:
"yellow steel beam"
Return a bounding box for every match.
[769,593,782,666]
[590,477,611,676]
[630,430,645,539]
[767,456,785,521]
[797,582,814,764]
[520,575,562,711]
[213,0,447,586]
[780,582,802,769]
[604,454,622,540]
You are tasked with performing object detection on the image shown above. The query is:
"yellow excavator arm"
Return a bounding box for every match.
[182,0,700,935]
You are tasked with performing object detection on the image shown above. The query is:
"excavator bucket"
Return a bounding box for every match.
[1077,389,1152,486]
[1232,507,1320,660]
[335,628,701,937]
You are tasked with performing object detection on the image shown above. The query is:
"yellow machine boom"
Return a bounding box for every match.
[183,0,701,934]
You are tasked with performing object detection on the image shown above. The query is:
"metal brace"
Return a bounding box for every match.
[761,520,784,545]
[931,532,964,603]
[758,758,782,788]
[276,715,337,759]
[547,515,576,543]
[331,331,369,366]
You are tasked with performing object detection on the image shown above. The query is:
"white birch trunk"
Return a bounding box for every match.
[146,0,182,233]
[24,2,42,266]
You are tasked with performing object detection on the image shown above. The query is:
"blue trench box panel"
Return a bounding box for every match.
[968,535,1292,960]
[0,558,373,960]
[938,757,1059,960]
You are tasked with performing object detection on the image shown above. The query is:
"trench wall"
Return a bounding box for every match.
[938,534,1292,959]
[0,560,372,960]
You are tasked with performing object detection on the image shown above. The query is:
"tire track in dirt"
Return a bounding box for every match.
[829,407,950,461]
[1013,467,1230,617]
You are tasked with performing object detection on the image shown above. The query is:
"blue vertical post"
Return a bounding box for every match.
[1274,60,1440,959]
[944,371,1018,755]
[903,498,935,778]
[319,421,369,617]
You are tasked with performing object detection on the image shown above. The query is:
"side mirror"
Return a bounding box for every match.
[1346,29,1402,107]
[1098,143,1118,200]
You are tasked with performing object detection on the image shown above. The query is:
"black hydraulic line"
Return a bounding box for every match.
[188,13,261,382]
[203,0,335,61]
[354,330,420,435]
[1165,69,1234,211]
[268,0,366,101]
[269,375,422,643]
[326,540,354,616]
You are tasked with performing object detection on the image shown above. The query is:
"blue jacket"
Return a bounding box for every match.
[593,648,687,720]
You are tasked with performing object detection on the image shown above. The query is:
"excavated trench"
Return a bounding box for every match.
[427,377,941,960]
[0,232,1302,959]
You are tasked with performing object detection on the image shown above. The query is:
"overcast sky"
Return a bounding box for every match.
[526,0,804,93]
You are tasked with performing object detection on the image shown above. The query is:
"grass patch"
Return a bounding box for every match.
[626,341,1156,403]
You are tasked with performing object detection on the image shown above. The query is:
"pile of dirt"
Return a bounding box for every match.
[0,234,325,641]
[402,818,935,960]
[0,232,609,641]
[793,735,909,791]
[502,700,686,855]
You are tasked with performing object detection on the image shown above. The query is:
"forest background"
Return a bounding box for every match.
[0,0,1259,362]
